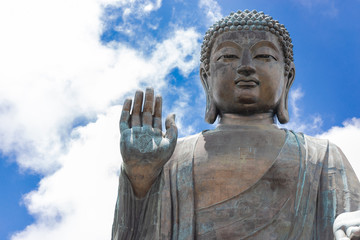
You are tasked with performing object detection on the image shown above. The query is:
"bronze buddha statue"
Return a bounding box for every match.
[112,10,360,240]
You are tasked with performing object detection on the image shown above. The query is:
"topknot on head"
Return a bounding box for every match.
[200,10,294,75]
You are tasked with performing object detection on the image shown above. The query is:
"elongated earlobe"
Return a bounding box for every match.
[277,64,295,124]
[277,90,290,124]
[200,66,218,124]
[205,95,218,124]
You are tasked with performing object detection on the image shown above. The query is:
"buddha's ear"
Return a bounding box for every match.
[200,64,218,124]
[277,62,295,124]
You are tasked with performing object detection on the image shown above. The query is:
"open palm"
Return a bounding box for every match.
[119,88,178,197]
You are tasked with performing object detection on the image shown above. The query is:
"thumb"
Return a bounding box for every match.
[334,229,348,240]
[165,113,178,142]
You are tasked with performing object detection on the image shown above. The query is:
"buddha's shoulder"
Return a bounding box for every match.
[176,133,202,145]
[290,131,347,164]
[171,130,344,159]
[173,133,201,150]
[166,133,202,162]
[296,132,339,152]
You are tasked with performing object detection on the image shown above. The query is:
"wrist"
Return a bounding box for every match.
[123,163,163,198]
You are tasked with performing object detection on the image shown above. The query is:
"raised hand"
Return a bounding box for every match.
[120,88,178,198]
[334,210,360,240]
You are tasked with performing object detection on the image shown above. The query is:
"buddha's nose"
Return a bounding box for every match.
[237,50,255,76]
[237,65,256,76]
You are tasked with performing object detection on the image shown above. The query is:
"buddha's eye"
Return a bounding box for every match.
[217,54,239,61]
[254,54,277,61]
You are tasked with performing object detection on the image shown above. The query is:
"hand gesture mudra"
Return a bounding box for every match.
[334,210,360,240]
[120,88,178,197]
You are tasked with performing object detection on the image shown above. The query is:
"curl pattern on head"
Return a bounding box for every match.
[200,9,294,76]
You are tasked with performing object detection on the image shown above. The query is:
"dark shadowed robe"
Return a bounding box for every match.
[111,130,360,240]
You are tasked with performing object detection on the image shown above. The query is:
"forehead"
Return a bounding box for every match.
[211,31,280,53]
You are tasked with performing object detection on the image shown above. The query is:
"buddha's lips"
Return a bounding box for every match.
[234,78,260,87]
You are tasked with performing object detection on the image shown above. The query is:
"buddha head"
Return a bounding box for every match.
[200,10,295,124]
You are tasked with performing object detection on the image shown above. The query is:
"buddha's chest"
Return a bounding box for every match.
[193,129,286,209]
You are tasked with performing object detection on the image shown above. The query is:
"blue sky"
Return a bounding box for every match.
[1,0,360,239]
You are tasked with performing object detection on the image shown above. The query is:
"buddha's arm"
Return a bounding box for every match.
[327,144,360,240]
[111,165,164,240]
[111,89,178,240]
[119,88,178,198]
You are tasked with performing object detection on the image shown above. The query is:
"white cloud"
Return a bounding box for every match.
[198,0,222,25]
[151,28,200,79]
[316,118,360,180]
[12,106,121,240]
[0,0,201,239]
[289,87,304,118]
[0,0,124,174]
[144,0,162,13]
[109,0,163,35]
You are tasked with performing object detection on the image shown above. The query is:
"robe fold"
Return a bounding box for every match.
[111,130,360,240]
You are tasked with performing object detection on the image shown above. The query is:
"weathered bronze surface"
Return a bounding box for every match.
[112,10,360,240]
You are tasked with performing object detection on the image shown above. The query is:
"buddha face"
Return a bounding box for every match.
[203,30,293,117]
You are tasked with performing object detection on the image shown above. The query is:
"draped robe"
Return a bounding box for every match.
[111,130,360,240]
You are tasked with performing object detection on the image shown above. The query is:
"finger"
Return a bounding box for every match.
[347,226,360,238]
[131,90,143,127]
[165,113,178,142]
[143,87,154,127]
[335,230,349,240]
[153,95,162,131]
[120,98,132,133]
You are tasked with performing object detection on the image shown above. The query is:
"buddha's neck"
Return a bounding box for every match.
[219,112,276,126]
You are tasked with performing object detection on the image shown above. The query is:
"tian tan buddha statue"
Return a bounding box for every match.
[112,10,360,240]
